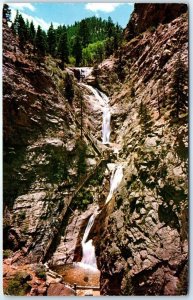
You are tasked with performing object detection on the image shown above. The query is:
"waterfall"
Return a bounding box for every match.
[106,165,124,204]
[102,106,111,144]
[80,213,97,269]
[97,89,111,145]
[79,83,111,144]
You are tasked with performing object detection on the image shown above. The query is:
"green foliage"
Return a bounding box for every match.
[73,190,93,211]
[169,53,188,120]
[68,56,76,65]
[89,168,104,186]
[35,25,47,56]
[45,146,68,183]
[73,36,82,66]
[11,10,19,35]
[105,37,114,56]
[17,14,28,50]
[3,4,11,22]
[47,23,56,56]
[57,26,69,67]
[3,249,13,259]
[82,41,105,65]
[79,19,90,48]
[10,11,122,65]
[35,265,46,280]
[5,272,31,296]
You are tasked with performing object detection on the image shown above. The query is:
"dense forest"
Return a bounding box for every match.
[3,4,122,67]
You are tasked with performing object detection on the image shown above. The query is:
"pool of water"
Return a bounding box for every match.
[52,263,100,287]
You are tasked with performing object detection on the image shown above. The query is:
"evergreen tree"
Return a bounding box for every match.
[65,73,74,104]
[35,25,47,56]
[113,24,122,50]
[105,37,114,56]
[25,19,30,41]
[12,10,19,35]
[29,21,36,45]
[170,53,188,119]
[18,14,28,50]
[73,36,82,66]
[3,4,11,23]
[47,23,56,56]
[79,19,90,47]
[57,26,69,67]
[107,16,114,38]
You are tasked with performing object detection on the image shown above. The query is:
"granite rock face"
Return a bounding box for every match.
[124,3,187,40]
[3,20,99,263]
[95,4,188,295]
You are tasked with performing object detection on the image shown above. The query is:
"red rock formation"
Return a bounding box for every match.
[125,3,187,40]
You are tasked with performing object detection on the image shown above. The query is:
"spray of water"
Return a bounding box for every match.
[106,165,124,204]
[80,214,97,269]
[102,107,111,144]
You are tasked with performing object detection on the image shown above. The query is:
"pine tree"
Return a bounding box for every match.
[29,21,36,45]
[79,19,90,48]
[113,24,122,50]
[57,26,69,67]
[3,4,11,23]
[107,17,114,38]
[65,73,74,104]
[105,37,114,56]
[47,23,56,56]
[35,25,47,57]
[73,36,82,66]
[12,10,19,35]
[170,53,188,119]
[25,19,30,41]
[17,14,28,50]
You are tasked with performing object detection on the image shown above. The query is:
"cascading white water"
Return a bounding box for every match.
[102,106,111,144]
[79,83,111,144]
[106,165,124,204]
[97,89,111,144]
[80,213,97,269]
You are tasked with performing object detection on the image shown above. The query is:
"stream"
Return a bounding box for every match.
[51,70,124,295]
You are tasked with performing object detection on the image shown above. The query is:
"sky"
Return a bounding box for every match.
[8,2,134,31]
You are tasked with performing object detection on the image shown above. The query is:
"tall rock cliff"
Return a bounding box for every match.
[3,20,101,264]
[96,4,188,295]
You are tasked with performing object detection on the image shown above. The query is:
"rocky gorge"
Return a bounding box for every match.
[3,3,188,296]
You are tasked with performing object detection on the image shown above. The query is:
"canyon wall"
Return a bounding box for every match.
[96,4,188,295]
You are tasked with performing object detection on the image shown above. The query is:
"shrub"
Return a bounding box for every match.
[5,272,31,296]
[73,190,93,211]
[35,265,46,280]
[3,249,13,259]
